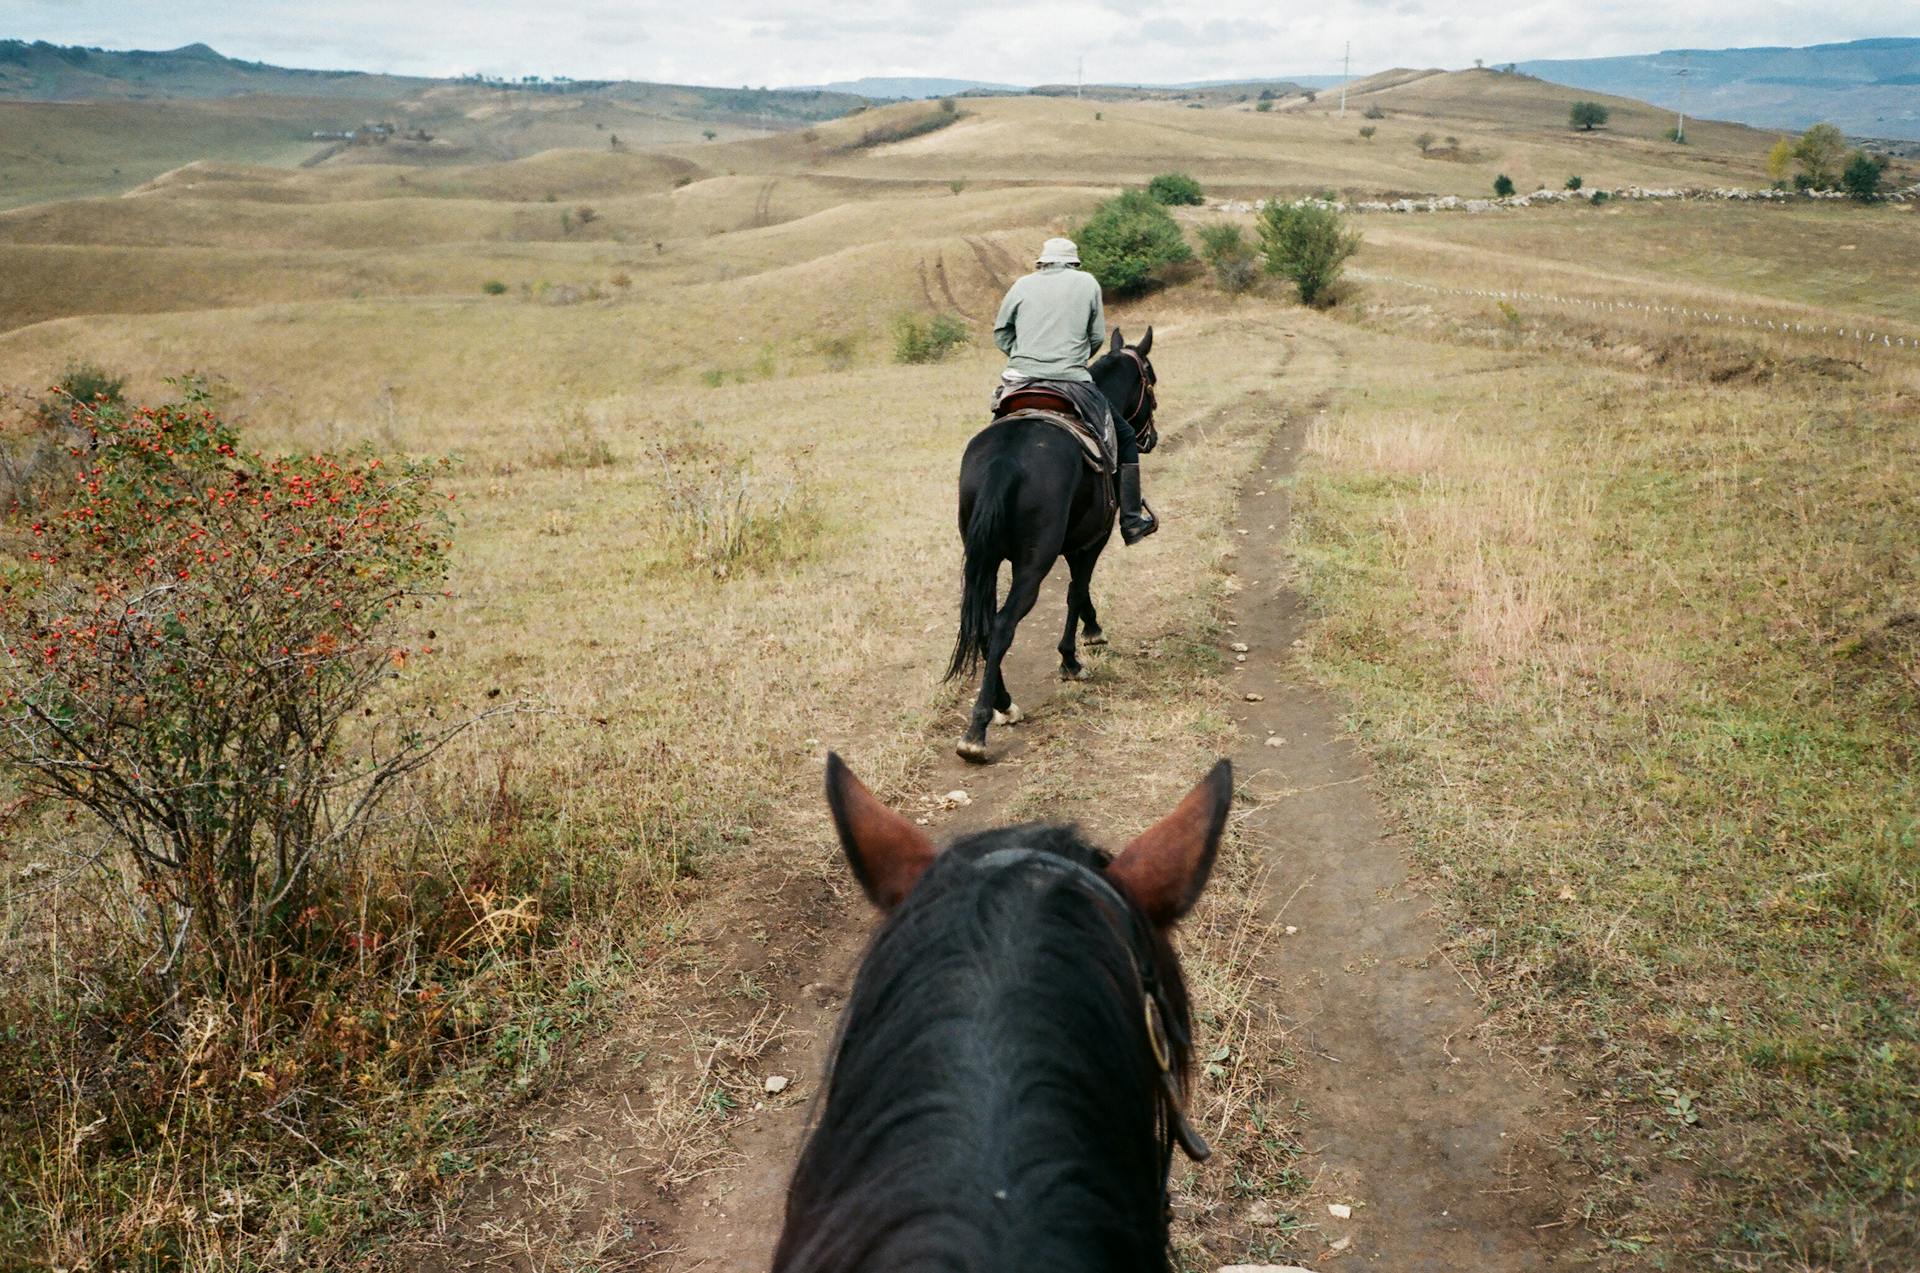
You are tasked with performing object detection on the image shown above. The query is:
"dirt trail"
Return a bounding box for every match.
[662,572,1103,1270]
[417,322,1583,1272]
[1226,332,1581,1268]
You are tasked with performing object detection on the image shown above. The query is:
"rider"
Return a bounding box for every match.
[990,237,1157,545]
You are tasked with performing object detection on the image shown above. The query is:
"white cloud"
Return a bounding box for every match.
[5,0,1913,87]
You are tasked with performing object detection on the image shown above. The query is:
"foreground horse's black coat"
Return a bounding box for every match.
[772,754,1229,1273]
[947,329,1157,762]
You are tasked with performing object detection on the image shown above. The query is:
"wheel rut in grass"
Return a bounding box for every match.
[1224,337,1585,1268]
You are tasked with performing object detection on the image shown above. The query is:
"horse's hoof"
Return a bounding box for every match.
[956,739,991,764]
[992,703,1024,727]
[1083,630,1108,647]
[1061,665,1092,682]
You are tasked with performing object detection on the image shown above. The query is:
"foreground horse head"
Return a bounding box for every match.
[772,754,1231,1273]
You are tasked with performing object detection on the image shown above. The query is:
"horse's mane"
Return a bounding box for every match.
[773,822,1191,1273]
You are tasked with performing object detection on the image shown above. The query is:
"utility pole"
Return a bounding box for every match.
[1340,42,1350,116]
[1674,50,1689,143]
[1077,56,1083,100]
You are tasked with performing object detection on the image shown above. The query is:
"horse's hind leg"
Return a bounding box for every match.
[959,558,1048,762]
[1059,545,1104,675]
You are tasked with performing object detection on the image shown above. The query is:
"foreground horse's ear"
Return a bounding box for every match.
[1108,760,1232,925]
[825,753,936,911]
[1110,329,1125,353]
[1136,326,1153,357]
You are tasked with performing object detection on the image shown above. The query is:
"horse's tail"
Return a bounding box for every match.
[945,454,1014,682]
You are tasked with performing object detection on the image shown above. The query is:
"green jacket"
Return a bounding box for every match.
[992,264,1105,383]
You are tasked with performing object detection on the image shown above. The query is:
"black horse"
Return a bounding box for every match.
[772,753,1229,1273]
[946,328,1160,762]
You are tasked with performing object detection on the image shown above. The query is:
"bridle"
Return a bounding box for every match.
[1111,347,1160,453]
[971,848,1212,1171]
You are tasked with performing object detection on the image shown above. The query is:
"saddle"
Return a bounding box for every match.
[993,388,1115,475]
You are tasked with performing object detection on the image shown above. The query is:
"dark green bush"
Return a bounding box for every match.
[1841,150,1889,202]
[1076,191,1193,294]
[482,279,508,295]
[1196,222,1259,294]
[1493,173,1516,197]
[1565,174,1583,191]
[1256,202,1360,307]
[1147,172,1205,206]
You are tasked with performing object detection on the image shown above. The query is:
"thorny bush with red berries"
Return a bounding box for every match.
[0,380,458,989]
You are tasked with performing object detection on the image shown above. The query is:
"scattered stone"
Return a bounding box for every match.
[1244,692,1265,702]
[943,790,971,807]
[1328,1236,1352,1253]
[764,1074,790,1094]
[1236,653,1248,663]
[1230,642,1249,652]
[1284,925,1299,936]
[1327,1202,1352,1219]
[1264,736,1284,747]
[1220,1267,1319,1273]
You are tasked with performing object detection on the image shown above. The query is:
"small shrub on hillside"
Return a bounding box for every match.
[815,332,861,370]
[1076,190,1194,294]
[575,204,599,225]
[673,174,694,188]
[1565,174,1583,190]
[1147,172,1205,206]
[1359,125,1377,141]
[950,177,968,195]
[1841,150,1889,202]
[482,279,508,295]
[1589,189,1611,205]
[1415,131,1438,154]
[1197,222,1260,294]
[702,129,718,141]
[1665,126,1687,144]
[1570,101,1610,131]
[1255,100,1273,113]
[892,312,969,364]
[536,405,617,469]
[1363,103,1386,120]
[1493,173,1516,197]
[939,97,958,114]
[650,445,822,577]
[1257,201,1360,307]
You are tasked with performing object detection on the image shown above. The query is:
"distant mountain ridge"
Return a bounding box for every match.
[0,37,433,100]
[1518,37,1920,140]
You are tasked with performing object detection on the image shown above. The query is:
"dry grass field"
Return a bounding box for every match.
[0,80,1915,1271]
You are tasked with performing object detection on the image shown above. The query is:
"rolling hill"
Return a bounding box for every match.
[1518,37,1920,140]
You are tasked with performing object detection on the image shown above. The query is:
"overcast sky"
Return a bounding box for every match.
[5,1,1914,87]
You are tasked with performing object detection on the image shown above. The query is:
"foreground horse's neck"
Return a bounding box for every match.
[774,833,1178,1273]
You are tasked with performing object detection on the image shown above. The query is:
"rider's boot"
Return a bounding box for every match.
[1118,463,1158,545]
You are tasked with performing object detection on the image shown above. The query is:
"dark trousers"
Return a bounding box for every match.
[1113,412,1139,466]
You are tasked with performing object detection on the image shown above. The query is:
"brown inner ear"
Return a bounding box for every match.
[1107,760,1232,926]
[825,753,936,911]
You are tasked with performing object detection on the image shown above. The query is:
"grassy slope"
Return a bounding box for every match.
[1288,302,1918,1263]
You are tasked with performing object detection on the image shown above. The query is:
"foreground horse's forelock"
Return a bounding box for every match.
[771,756,1230,1273]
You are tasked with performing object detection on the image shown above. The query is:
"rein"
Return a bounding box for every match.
[971,848,1212,1167]
[1109,348,1159,453]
